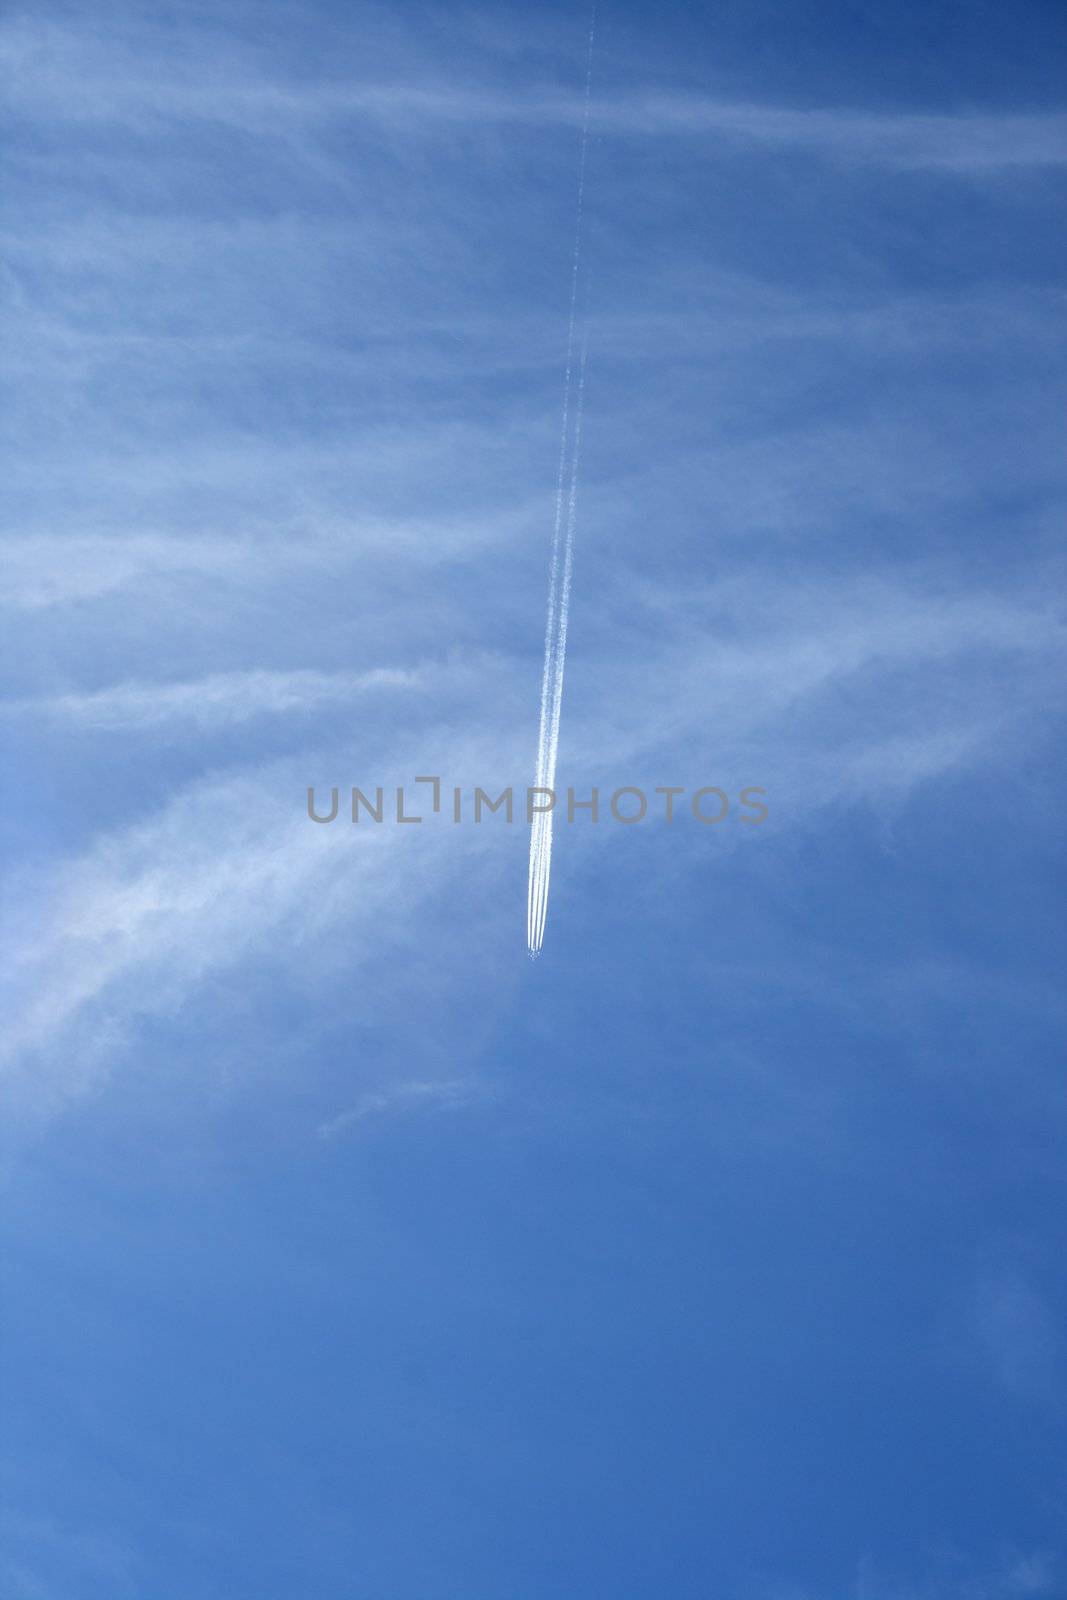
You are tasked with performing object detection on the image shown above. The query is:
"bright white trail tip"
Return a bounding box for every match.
[526,9,596,959]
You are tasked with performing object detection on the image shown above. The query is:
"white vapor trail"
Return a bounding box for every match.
[526,9,596,958]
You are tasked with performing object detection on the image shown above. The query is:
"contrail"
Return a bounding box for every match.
[527,8,596,958]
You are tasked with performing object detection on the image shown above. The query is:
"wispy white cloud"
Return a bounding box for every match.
[2,0,1063,1146]
[2,667,418,730]
[566,569,1066,796]
[0,534,246,610]
[591,96,1067,170]
[757,1548,1057,1599]
[0,501,540,609]
[317,1078,483,1139]
[4,16,1066,171]
[1,564,1060,1121]
[849,1548,1057,1600]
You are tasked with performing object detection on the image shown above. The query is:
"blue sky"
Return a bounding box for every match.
[2,1,1066,1595]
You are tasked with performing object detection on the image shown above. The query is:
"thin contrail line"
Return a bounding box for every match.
[527,7,596,958]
